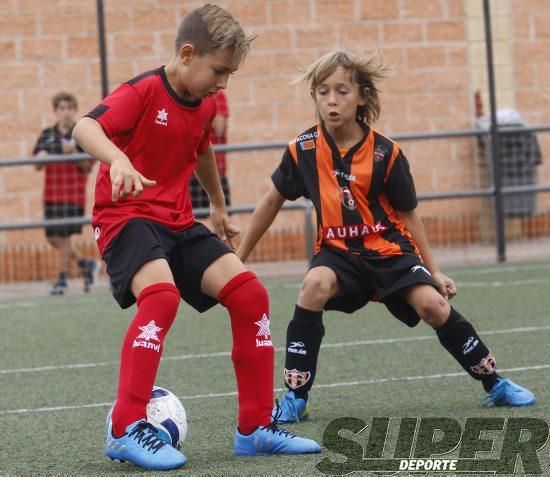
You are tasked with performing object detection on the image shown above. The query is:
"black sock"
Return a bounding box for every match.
[57,271,67,283]
[436,308,500,392]
[284,305,325,400]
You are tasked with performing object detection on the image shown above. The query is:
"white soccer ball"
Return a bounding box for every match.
[146,386,188,449]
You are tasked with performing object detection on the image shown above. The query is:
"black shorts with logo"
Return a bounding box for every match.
[310,247,437,327]
[44,202,84,237]
[102,219,233,311]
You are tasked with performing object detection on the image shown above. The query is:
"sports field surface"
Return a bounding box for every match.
[1,260,549,476]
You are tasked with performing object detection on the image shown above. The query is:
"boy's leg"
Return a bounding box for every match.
[403,285,499,389]
[201,253,273,433]
[277,266,339,423]
[111,259,179,436]
[401,284,534,406]
[46,236,68,295]
[202,253,320,455]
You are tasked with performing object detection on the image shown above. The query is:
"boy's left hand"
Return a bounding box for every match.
[432,272,457,300]
[211,208,240,250]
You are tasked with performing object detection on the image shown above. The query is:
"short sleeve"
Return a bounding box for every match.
[196,120,213,155]
[271,147,308,200]
[385,151,418,211]
[85,83,142,138]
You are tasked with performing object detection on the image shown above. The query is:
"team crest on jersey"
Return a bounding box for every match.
[300,139,315,150]
[284,368,311,389]
[374,145,386,162]
[337,186,357,210]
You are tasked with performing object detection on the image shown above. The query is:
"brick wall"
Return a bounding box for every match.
[0,0,549,249]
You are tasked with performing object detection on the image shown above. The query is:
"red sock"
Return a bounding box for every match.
[218,271,274,434]
[112,282,180,437]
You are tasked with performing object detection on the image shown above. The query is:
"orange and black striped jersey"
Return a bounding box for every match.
[272,123,420,258]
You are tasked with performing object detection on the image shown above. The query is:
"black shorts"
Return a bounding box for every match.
[44,202,84,237]
[102,219,233,311]
[189,175,231,210]
[310,248,438,327]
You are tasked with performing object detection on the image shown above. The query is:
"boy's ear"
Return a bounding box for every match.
[179,43,196,65]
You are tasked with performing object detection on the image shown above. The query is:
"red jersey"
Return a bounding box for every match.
[86,67,216,255]
[33,124,88,205]
[210,90,229,175]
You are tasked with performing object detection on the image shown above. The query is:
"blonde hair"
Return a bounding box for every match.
[299,50,393,125]
[175,4,256,64]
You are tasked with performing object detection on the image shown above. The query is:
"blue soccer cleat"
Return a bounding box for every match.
[105,413,186,471]
[273,391,309,423]
[234,401,320,456]
[482,378,536,407]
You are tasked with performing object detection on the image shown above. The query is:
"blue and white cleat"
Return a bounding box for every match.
[234,401,320,456]
[482,378,536,407]
[105,416,186,471]
[273,391,309,423]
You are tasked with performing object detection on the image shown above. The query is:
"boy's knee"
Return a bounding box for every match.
[299,273,335,305]
[418,295,450,328]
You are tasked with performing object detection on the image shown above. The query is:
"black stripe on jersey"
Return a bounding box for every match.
[370,133,416,255]
[85,104,109,120]
[126,68,161,86]
[321,123,369,253]
[295,126,323,236]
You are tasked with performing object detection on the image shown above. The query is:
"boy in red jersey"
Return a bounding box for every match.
[237,51,535,424]
[33,92,96,295]
[73,4,319,471]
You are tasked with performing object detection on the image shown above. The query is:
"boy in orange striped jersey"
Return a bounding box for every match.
[238,51,535,420]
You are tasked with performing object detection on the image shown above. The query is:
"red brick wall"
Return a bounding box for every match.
[0,0,549,248]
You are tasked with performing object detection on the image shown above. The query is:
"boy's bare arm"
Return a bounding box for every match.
[72,117,155,201]
[237,185,286,263]
[194,145,226,209]
[195,145,239,248]
[397,208,457,299]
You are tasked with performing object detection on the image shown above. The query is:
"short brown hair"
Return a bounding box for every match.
[299,50,393,126]
[52,91,77,110]
[175,4,255,64]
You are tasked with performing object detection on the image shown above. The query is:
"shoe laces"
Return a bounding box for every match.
[127,421,167,453]
[261,400,296,439]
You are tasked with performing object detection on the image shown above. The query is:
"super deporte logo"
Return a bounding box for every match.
[316,416,550,475]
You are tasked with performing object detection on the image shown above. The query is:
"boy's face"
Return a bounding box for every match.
[54,100,77,125]
[180,47,239,100]
[314,66,366,128]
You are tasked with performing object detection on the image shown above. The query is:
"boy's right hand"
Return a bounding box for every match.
[109,157,156,201]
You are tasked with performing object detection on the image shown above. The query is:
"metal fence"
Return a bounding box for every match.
[1,124,549,265]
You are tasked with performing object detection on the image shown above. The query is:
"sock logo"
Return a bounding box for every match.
[462,336,479,355]
[284,368,311,389]
[288,341,307,355]
[255,313,273,348]
[471,353,496,375]
[133,320,163,352]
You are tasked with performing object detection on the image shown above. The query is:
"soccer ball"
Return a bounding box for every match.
[146,386,188,449]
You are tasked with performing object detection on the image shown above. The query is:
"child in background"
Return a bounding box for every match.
[33,91,96,295]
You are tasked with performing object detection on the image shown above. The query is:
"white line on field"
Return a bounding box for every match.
[1,363,548,416]
[2,325,550,375]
